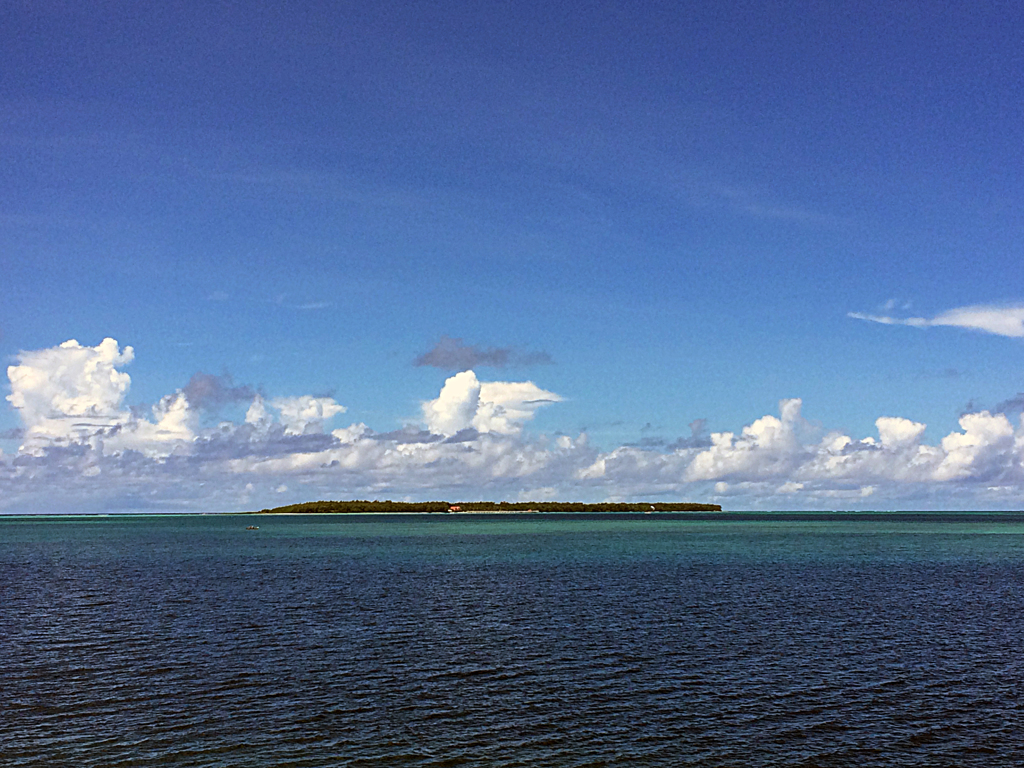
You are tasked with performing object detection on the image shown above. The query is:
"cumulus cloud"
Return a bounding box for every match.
[934,411,1016,482]
[422,370,562,436]
[7,338,133,436]
[849,304,1024,337]
[422,371,481,435]
[104,392,194,456]
[875,416,927,450]
[5,338,194,456]
[685,399,804,481]
[240,393,346,437]
[8,337,1024,513]
[574,399,1024,507]
[414,336,553,370]
[269,395,346,435]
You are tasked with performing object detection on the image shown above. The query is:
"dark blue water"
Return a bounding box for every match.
[2,513,1023,766]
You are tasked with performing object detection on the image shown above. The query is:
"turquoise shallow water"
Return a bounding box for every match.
[2,512,1023,766]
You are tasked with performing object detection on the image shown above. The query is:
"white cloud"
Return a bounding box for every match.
[475,380,563,434]
[7,338,133,450]
[684,398,804,481]
[573,399,1024,505]
[847,312,928,328]
[849,304,1024,338]
[7,337,1024,512]
[269,395,346,435]
[422,370,481,435]
[934,411,1016,481]
[5,338,194,457]
[422,370,562,436]
[103,392,194,456]
[932,306,1024,337]
[875,416,926,450]
[245,394,272,431]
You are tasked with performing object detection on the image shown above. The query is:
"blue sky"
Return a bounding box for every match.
[2,1,1024,511]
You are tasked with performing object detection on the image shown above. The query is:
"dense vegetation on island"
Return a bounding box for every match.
[255,500,722,514]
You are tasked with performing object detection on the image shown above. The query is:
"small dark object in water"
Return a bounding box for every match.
[246,525,259,530]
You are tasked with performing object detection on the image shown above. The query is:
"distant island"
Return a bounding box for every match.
[254,500,722,514]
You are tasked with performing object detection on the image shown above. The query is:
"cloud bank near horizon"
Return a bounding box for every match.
[849,304,1024,338]
[4,338,1024,512]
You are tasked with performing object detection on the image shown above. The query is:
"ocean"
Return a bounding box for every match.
[2,512,1022,766]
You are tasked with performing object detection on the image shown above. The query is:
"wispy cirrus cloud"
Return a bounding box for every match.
[415,336,553,370]
[270,294,332,311]
[849,304,1024,338]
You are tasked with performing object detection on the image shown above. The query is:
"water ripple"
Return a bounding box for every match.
[3,514,1024,766]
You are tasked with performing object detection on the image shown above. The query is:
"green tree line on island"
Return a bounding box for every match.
[255,500,722,514]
